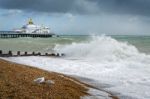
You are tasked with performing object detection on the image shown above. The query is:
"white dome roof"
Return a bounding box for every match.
[15,19,51,34]
[24,24,37,28]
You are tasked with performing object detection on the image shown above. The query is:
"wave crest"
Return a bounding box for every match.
[55,35,148,62]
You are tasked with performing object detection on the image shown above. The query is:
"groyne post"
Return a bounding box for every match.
[38,52,41,56]
[24,52,27,56]
[0,50,2,55]
[17,51,20,56]
[56,53,59,56]
[32,52,35,55]
[61,53,65,56]
[51,53,55,56]
[8,51,12,56]
[45,53,48,56]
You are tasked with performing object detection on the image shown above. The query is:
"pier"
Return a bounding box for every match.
[0,50,64,57]
[0,31,54,38]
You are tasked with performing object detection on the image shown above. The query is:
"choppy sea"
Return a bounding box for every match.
[1,35,150,99]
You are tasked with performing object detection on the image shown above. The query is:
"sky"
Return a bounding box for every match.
[0,0,150,35]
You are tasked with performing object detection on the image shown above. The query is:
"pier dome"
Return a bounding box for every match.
[14,19,51,34]
[28,18,34,24]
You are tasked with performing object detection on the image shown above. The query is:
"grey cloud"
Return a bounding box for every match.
[0,0,76,13]
[90,0,150,16]
[0,0,97,14]
[0,0,150,16]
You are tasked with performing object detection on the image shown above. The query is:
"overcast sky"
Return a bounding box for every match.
[0,0,150,35]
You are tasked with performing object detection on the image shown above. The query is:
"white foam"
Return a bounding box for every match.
[6,36,150,99]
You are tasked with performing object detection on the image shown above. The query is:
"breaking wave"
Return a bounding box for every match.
[55,35,150,62]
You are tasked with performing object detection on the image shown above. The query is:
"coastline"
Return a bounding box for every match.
[0,58,118,99]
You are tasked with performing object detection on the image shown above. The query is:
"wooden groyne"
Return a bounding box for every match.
[0,50,64,57]
[0,31,55,38]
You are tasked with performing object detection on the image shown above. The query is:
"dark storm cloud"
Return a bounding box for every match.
[90,0,150,16]
[0,0,150,16]
[0,0,77,13]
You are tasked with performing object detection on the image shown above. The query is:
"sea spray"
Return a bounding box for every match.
[54,35,148,61]
[7,35,150,99]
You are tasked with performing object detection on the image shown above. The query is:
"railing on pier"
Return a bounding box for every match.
[0,31,55,38]
[0,50,65,57]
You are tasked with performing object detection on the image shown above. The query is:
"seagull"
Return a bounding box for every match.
[34,77,45,84]
[46,80,55,84]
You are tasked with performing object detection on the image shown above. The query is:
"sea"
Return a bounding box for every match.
[1,35,150,99]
